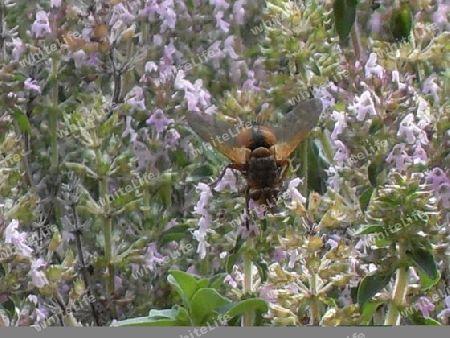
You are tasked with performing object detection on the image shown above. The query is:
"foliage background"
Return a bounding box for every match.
[0,0,449,328]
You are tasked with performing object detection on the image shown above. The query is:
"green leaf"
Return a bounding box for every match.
[148,309,176,319]
[158,225,190,246]
[406,247,438,281]
[167,270,199,307]
[197,278,210,289]
[226,242,245,273]
[360,300,384,325]
[114,317,179,327]
[360,187,374,212]
[417,268,441,290]
[390,5,413,42]
[174,306,191,326]
[190,288,231,325]
[409,311,442,325]
[333,0,358,43]
[2,297,15,318]
[367,162,379,187]
[13,73,27,81]
[355,224,385,235]
[217,298,269,319]
[209,273,227,289]
[11,111,31,134]
[64,162,98,178]
[357,269,394,311]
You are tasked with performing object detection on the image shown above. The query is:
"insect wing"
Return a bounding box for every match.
[272,98,323,160]
[186,111,248,164]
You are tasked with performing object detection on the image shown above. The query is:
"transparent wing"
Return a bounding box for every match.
[272,98,323,160]
[186,111,248,164]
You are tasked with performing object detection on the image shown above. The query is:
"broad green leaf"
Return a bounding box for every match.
[226,243,245,273]
[167,270,199,307]
[174,306,191,326]
[390,5,413,42]
[360,187,374,212]
[360,300,384,325]
[217,298,269,320]
[12,111,31,134]
[190,288,231,325]
[114,317,179,326]
[417,268,441,290]
[148,309,176,319]
[209,273,227,289]
[406,247,438,281]
[333,0,358,43]
[357,269,394,311]
[409,311,442,325]
[197,278,210,289]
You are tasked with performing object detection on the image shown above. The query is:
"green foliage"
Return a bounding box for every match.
[115,271,268,326]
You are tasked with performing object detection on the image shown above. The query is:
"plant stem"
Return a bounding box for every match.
[308,255,321,325]
[350,21,361,62]
[95,147,116,319]
[300,141,308,197]
[50,56,59,174]
[384,244,409,325]
[242,246,254,326]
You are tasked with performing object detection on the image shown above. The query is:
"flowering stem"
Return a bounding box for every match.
[242,247,254,326]
[308,256,321,325]
[49,56,59,174]
[95,147,116,319]
[300,142,308,197]
[384,244,409,325]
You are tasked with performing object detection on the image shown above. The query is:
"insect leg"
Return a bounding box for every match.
[209,163,247,188]
[277,159,291,181]
[244,185,250,230]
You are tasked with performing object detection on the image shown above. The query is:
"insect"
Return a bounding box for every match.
[186,98,323,229]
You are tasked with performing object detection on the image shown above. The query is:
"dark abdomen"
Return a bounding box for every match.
[247,154,278,188]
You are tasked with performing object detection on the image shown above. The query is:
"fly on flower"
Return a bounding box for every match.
[186,98,323,229]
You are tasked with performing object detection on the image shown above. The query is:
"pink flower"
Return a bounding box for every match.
[386,143,411,171]
[110,4,135,24]
[29,259,49,288]
[233,0,246,24]
[425,167,450,192]
[146,109,174,133]
[273,247,287,262]
[348,90,377,121]
[422,74,442,103]
[224,274,237,288]
[24,78,41,93]
[144,243,165,271]
[242,70,260,92]
[437,296,450,319]
[333,140,350,164]
[31,11,51,38]
[126,86,146,111]
[4,219,33,257]
[286,178,306,205]
[11,38,25,62]
[331,110,347,140]
[437,182,450,208]
[214,168,237,192]
[215,11,230,32]
[157,0,177,32]
[364,53,384,79]
[260,284,277,303]
[397,114,428,145]
[416,296,435,318]
[50,0,62,7]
